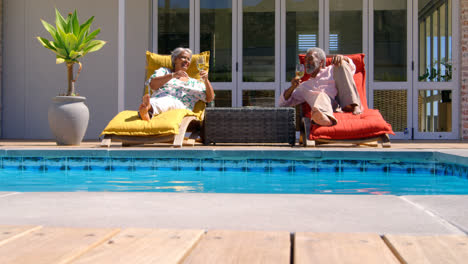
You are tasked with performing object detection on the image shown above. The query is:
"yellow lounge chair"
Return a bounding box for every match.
[100,51,210,147]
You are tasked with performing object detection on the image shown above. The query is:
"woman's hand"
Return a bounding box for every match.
[172,70,188,79]
[200,70,209,81]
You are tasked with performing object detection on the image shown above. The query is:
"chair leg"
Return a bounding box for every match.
[173,116,198,147]
[100,135,112,148]
[381,134,391,148]
[301,117,315,147]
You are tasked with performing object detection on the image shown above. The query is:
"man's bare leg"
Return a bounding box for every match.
[311,107,333,126]
[139,94,152,121]
[342,104,362,115]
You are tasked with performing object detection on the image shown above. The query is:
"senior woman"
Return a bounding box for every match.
[139,47,215,121]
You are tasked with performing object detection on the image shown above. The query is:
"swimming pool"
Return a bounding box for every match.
[0,150,467,195]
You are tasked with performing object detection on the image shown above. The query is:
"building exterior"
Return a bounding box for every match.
[1,0,467,141]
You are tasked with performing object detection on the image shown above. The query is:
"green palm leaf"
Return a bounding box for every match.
[38,8,106,96]
[55,8,67,33]
[37,37,57,51]
[84,28,101,43]
[83,40,106,55]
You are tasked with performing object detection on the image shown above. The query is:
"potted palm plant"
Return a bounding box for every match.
[37,8,106,145]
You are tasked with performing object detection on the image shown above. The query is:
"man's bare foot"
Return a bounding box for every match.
[343,104,362,115]
[311,109,333,126]
[138,94,151,121]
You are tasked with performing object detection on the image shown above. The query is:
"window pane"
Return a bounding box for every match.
[329,0,362,54]
[243,0,275,82]
[374,90,407,132]
[158,0,190,54]
[201,0,232,82]
[418,0,452,82]
[242,90,275,107]
[213,90,232,107]
[418,90,452,132]
[286,0,319,81]
[374,0,407,82]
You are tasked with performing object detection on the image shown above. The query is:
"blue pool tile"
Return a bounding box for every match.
[388,162,412,173]
[111,158,134,171]
[412,162,435,175]
[317,160,340,172]
[246,159,270,172]
[461,166,468,178]
[3,157,23,170]
[341,160,364,172]
[22,157,44,171]
[201,159,223,171]
[223,160,247,171]
[178,158,201,171]
[133,158,155,170]
[294,160,316,172]
[453,164,467,178]
[68,157,89,171]
[366,161,388,172]
[45,157,68,171]
[154,158,178,171]
[270,159,294,172]
[443,164,455,176]
[88,157,111,171]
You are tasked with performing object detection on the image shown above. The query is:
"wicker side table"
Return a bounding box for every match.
[203,107,296,146]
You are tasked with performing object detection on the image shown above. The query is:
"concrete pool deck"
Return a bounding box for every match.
[0,139,467,236]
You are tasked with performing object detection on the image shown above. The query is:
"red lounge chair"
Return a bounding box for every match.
[298,53,395,147]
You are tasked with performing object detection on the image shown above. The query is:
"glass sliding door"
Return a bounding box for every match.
[239,0,279,107]
[284,0,319,82]
[157,0,191,54]
[151,0,460,138]
[414,0,457,138]
[200,0,234,106]
[328,0,363,54]
[370,0,412,139]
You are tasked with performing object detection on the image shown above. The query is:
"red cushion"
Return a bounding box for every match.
[298,53,394,139]
[309,109,395,140]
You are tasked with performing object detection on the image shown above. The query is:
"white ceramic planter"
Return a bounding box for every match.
[48,96,89,145]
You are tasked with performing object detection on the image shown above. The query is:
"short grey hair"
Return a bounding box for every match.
[171,47,193,69]
[306,47,326,63]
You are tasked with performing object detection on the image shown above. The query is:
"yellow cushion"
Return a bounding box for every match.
[145,50,210,82]
[101,101,206,137]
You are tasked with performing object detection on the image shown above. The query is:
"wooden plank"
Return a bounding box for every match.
[72,228,204,264]
[0,227,120,264]
[182,230,290,264]
[295,232,399,264]
[0,225,42,246]
[383,234,468,264]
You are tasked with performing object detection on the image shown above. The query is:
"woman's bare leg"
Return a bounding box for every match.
[138,94,152,121]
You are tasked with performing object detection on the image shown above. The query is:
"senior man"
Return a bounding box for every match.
[279,47,361,126]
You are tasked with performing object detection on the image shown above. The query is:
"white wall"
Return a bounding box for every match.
[3,0,150,140]
[125,0,149,110]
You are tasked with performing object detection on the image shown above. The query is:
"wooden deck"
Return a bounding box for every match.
[0,226,467,263]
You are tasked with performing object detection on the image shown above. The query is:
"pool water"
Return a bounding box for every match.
[1,156,468,195]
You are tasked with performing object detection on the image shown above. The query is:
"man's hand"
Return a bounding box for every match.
[284,76,302,100]
[331,55,349,67]
[291,76,301,89]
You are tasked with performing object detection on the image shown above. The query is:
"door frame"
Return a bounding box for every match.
[236,0,282,107]
[411,0,459,139]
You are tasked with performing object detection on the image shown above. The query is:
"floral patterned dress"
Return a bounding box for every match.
[145,67,207,115]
